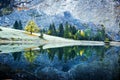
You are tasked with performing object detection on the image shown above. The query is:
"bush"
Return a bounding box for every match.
[39,33,43,39]
[0,28,2,31]
[11,37,16,41]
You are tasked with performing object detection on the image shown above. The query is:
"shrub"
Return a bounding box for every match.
[0,28,2,31]
[39,32,43,39]
[11,37,16,41]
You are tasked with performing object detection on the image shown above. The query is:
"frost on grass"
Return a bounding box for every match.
[0,27,41,41]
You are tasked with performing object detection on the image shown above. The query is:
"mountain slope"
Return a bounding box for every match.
[0,0,119,31]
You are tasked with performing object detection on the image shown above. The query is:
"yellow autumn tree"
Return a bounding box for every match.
[79,49,84,56]
[25,20,40,34]
[80,30,85,37]
[24,49,39,63]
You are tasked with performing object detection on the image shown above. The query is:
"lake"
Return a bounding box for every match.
[0,44,120,80]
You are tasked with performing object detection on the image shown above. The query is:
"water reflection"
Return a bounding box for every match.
[11,46,110,63]
[24,49,40,63]
[0,44,119,80]
[0,45,113,64]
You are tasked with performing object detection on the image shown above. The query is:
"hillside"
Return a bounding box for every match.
[0,27,105,44]
[0,27,44,43]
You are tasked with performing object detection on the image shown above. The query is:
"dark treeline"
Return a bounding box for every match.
[0,0,11,9]
[0,0,14,16]
[11,20,111,41]
[42,22,111,41]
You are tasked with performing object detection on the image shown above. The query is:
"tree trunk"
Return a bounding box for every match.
[30,31,32,35]
[30,26,32,34]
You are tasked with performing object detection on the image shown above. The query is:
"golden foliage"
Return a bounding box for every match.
[24,32,38,36]
[47,30,52,35]
[80,30,85,37]
[80,49,84,56]
[25,20,40,34]
[24,49,39,63]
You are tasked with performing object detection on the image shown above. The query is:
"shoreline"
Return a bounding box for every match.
[0,40,120,46]
[0,40,120,53]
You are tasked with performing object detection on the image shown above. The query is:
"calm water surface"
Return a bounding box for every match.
[0,44,120,80]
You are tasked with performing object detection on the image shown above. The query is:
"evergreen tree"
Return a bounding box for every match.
[64,22,69,38]
[58,23,64,37]
[101,24,105,41]
[68,25,74,39]
[71,26,77,35]
[51,23,57,36]
[70,25,77,39]
[42,28,46,33]
[94,30,103,41]
[18,20,23,30]
[48,24,52,35]
[84,28,91,40]
[48,23,57,36]
[13,20,19,29]
[13,20,23,30]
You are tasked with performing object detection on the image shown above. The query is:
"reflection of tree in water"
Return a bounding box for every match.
[47,48,57,61]
[63,46,76,62]
[12,52,22,61]
[24,49,40,63]
[46,46,110,62]
[38,45,46,54]
[57,48,64,60]
[11,46,110,62]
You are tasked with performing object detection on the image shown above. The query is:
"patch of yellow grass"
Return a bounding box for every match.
[24,32,38,37]
[24,47,37,51]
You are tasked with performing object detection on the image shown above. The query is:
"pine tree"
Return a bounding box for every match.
[101,24,105,41]
[48,23,57,36]
[58,23,64,37]
[84,28,91,40]
[51,23,57,36]
[64,22,69,38]
[18,20,23,30]
[69,25,73,33]
[72,26,77,35]
[48,24,52,35]
[13,20,19,29]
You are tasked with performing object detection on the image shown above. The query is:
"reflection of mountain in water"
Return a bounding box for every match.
[0,45,120,80]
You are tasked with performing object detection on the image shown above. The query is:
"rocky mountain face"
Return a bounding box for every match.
[0,0,120,40]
